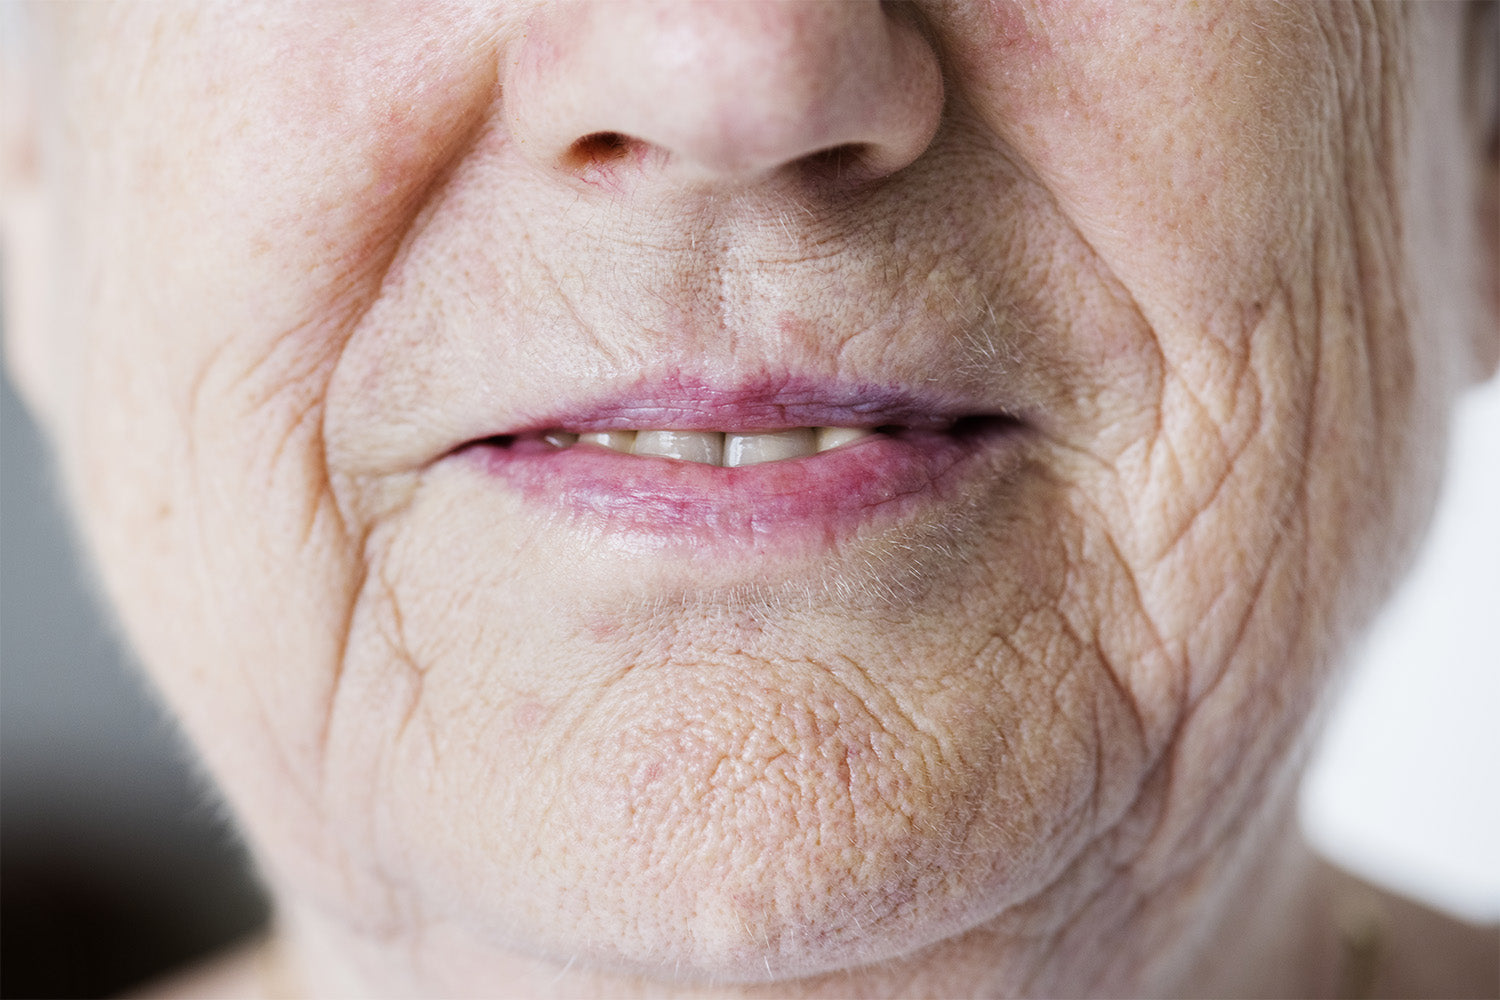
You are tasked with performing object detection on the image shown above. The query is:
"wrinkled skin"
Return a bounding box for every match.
[3,2,1496,997]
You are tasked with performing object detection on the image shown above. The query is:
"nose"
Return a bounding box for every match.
[504,1,944,189]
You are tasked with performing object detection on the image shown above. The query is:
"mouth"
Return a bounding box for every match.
[450,379,1028,550]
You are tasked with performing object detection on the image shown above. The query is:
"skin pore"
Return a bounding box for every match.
[4,3,1497,997]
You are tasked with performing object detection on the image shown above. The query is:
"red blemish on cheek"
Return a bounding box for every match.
[624,759,667,800]
[583,610,628,641]
[968,0,1071,66]
[512,700,551,731]
[983,0,1041,50]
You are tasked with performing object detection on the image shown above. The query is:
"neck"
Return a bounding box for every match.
[1169,815,1345,998]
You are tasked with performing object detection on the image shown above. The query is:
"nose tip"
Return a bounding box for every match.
[505,1,944,189]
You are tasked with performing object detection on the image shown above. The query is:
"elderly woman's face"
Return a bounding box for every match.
[7,2,1494,994]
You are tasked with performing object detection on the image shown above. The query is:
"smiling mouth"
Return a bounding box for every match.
[478,416,1021,468]
[453,381,1026,549]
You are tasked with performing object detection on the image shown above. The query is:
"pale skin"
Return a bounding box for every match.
[3,2,1498,997]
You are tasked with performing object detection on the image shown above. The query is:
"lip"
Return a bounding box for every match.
[449,379,1028,550]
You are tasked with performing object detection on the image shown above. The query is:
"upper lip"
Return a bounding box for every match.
[328,284,1049,481]
[458,373,1016,446]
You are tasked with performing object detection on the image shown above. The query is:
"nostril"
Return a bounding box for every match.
[507,4,943,191]
[797,143,881,186]
[566,131,636,171]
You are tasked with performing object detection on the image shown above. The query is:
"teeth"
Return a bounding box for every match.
[559,426,878,466]
[724,428,817,467]
[815,426,874,452]
[632,429,724,464]
[578,430,636,452]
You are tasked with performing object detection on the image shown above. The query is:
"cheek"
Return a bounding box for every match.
[953,1,1434,675]
[926,8,1442,929]
[42,4,504,896]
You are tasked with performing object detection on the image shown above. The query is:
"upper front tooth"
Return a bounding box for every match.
[815,426,874,452]
[567,426,876,464]
[632,429,724,464]
[723,428,818,467]
[578,430,636,452]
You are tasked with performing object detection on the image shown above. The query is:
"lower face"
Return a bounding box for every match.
[31,2,1459,990]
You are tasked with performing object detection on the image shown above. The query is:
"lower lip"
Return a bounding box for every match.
[458,421,1023,549]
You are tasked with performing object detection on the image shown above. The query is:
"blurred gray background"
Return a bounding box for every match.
[1,371,268,998]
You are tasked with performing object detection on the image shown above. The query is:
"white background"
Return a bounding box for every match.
[1300,377,1500,922]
